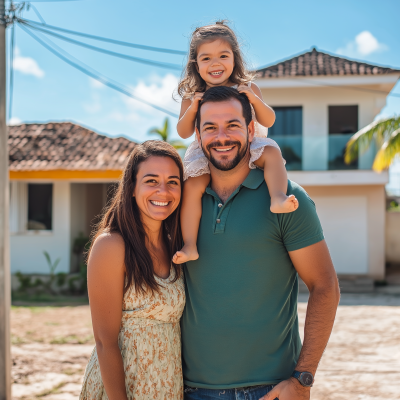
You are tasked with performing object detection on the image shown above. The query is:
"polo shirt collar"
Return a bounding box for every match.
[241,168,264,190]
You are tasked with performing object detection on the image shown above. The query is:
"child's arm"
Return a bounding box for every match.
[238,83,275,128]
[177,93,204,139]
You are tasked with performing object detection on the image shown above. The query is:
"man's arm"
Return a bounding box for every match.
[261,240,340,400]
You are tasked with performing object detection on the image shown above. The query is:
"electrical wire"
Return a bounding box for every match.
[20,17,187,55]
[29,3,46,23]
[18,23,179,118]
[18,19,183,70]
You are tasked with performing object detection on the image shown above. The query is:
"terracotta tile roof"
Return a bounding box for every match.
[8,122,137,171]
[256,48,400,78]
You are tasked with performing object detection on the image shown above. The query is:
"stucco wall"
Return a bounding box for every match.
[10,181,71,274]
[305,184,386,279]
[259,85,386,170]
[386,212,400,263]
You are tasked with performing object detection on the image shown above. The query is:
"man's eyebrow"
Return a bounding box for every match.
[143,174,158,178]
[227,119,243,124]
[202,121,216,127]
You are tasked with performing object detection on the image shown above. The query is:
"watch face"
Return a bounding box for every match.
[300,372,314,387]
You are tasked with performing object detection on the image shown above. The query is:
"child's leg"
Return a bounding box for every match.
[254,146,299,213]
[172,174,211,264]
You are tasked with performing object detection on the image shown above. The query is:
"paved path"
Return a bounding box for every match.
[10,294,400,399]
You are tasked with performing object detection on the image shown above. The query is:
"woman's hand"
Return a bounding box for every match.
[237,84,259,104]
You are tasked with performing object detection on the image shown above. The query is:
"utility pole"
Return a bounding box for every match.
[0,0,11,398]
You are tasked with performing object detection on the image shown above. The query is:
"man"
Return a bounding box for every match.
[181,86,340,400]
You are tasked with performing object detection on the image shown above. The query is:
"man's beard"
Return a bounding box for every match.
[201,136,249,171]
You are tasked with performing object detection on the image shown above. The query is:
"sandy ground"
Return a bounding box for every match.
[10,294,400,400]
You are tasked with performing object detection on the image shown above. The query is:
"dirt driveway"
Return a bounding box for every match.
[10,294,400,400]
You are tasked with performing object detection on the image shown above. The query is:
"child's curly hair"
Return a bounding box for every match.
[178,21,255,100]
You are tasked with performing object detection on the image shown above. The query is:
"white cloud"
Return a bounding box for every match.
[8,117,21,125]
[89,77,105,89]
[125,74,180,115]
[13,48,44,78]
[336,31,388,58]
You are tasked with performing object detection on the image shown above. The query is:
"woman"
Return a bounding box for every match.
[80,140,185,400]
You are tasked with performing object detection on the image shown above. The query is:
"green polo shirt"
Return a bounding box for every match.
[181,168,324,389]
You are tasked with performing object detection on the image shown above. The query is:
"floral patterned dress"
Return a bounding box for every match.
[80,269,185,400]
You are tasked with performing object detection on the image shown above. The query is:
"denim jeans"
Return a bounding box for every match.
[184,384,278,400]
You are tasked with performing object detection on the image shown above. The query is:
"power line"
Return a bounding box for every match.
[21,17,187,55]
[29,3,46,23]
[18,23,179,118]
[18,18,183,70]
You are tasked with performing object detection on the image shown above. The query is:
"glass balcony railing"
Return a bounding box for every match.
[268,134,362,171]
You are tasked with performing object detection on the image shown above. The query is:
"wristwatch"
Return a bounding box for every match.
[291,370,314,387]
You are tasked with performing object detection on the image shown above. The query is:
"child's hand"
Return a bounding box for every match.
[238,84,259,104]
[190,92,204,113]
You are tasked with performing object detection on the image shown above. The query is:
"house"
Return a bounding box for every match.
[8,122,136,274]
[255,47,400,280]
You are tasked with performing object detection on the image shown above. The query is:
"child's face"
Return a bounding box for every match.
[196,39,235,87]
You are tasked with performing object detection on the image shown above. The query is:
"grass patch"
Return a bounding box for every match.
[50,334,93,345]
[11,336,25,345]
[12,293,89,307]
[37,381,67,397]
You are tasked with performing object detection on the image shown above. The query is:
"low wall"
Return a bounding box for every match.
[386,212,400,263]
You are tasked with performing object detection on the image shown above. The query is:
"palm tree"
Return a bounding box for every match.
[148,118,187,150]
[345,115,400,171]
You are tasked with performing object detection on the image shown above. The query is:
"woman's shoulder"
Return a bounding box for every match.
[90,232,125,265]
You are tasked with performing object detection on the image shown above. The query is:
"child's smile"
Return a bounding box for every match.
[196,39,235,87]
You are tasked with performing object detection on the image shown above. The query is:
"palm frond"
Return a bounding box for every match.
[345,116,400,164]
[168,139,187,150]
[372,128,400,171]
[148,117,170,142]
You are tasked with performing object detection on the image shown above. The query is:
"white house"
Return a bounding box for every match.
[256,47,400,280]
[8,48,400,280]
[8,122,136,274]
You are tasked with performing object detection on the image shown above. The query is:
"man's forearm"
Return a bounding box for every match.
[295,281,340,375]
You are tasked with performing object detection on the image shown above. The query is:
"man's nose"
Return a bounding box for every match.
[214,127,230,141]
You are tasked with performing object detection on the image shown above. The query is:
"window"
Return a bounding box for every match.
[27,184,53,230]
[269,106,302,136]
[328,105,358,170]
[328,105,358,134]
[268,107,303,170]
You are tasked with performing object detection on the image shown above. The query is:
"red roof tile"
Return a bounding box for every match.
[8,122,137,171]
[257,48,400,78]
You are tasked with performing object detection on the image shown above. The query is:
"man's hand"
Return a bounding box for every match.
[259,378,310,400]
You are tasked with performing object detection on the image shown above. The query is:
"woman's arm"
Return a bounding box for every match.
[238,83,276,128]
[177,94,203,139]
[87,232,128,400]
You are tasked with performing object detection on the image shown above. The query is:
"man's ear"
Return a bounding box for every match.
[195,126,201,146]
[247,120,255,143]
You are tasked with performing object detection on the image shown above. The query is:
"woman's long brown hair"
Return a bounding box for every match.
[89,140,183,295]
[178,20,255,100]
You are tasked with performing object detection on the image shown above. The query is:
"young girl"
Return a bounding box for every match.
[172,21,298,265]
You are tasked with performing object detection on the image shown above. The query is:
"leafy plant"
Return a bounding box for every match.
[345,115,400,171]
[43,251,61,294]
[148,117,187,150]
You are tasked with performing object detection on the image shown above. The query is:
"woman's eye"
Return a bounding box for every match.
[146,179,157,183]
[169,181,179,185]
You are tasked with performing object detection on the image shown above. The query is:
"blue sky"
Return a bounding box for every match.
[8,0,400,143]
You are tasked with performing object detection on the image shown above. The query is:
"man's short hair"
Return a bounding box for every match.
[196,86,253,132]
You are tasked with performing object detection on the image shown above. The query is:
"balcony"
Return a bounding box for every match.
[270,134,361,171]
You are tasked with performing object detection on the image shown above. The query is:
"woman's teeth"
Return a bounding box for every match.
[150,201,169,206]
